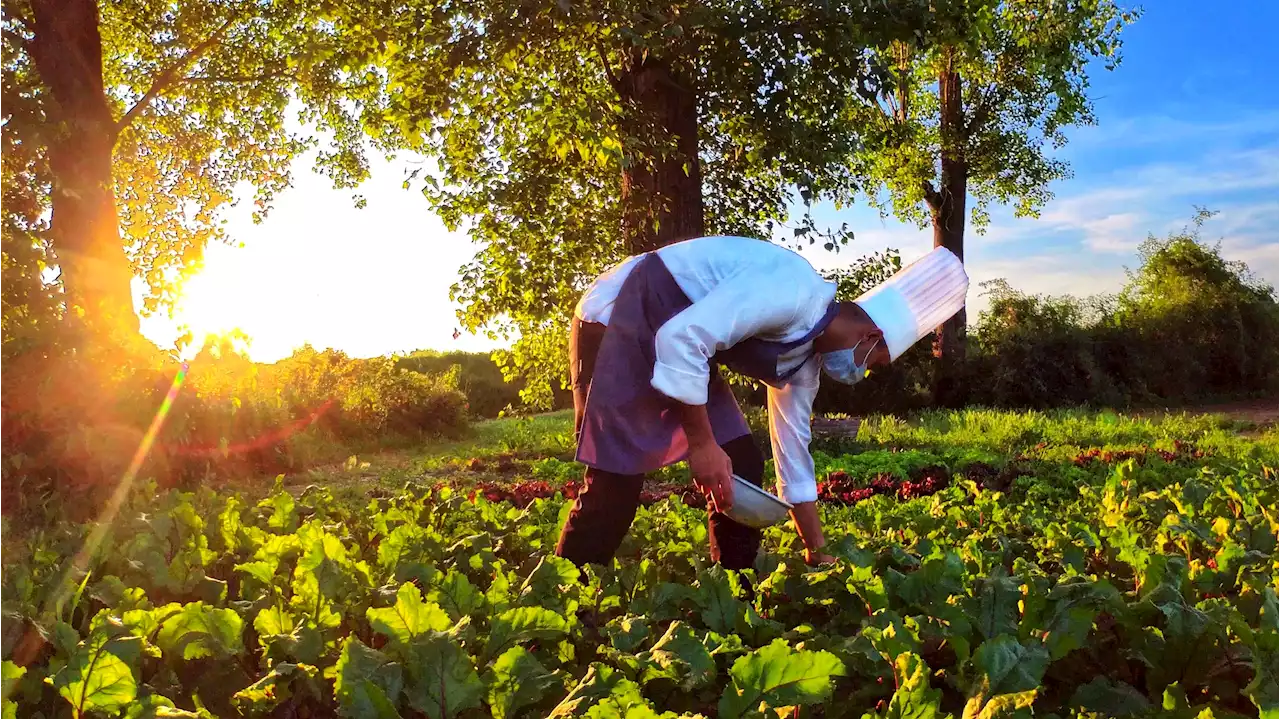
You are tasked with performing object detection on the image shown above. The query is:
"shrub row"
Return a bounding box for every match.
[0,340,468,518]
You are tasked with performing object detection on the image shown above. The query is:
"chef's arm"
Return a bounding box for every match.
[674,401,735,512]
[651,272,801,408]
[674,401,715,446]
[766,366,832,563]
[789,502,828,561]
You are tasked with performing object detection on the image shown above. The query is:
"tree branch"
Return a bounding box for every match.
[595,41,622,93]
[114,14,239,134]
[180,69,298,85]
[965,50,1019,135]
[966,82,1004,136]
[921,180,941,211]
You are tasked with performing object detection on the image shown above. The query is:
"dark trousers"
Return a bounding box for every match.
[556,318,765,570]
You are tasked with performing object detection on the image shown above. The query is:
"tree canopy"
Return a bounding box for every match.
[844,0,1139,369]
[342,0,931,405]
[1,0,383,353]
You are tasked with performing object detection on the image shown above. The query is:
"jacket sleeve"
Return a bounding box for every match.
[649,272,802,405]
[765,358,820,504]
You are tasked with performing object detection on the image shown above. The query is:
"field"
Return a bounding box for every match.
[2,408,1277,719]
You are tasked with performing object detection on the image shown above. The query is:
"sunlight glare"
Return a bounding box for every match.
[170,260,258,361]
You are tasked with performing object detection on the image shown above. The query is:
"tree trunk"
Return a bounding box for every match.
[29,0,139,342]
[618,59,704,255]
[929,61,968,404]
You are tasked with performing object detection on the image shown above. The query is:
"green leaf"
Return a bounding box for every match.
[862,612,922,664]
[253,605,293,637]
[548,664,628,717]
[2,661,25,719]
[367,583,453,648]
[641,621,715,691]
[51,631,142,717]
[485,606,568,660]
[736,604,785,648]
[233,662,321,716]
[254,606,324,665]
[1245,629,1279,719]
[581,678,660,718]
[263,490,298,532]
[1040,578,1120,660]
[1261,587,1278,629]
[334,637,404,719]
[704,631,748,659]
[519,555,580,606]
[155,603,245,660]
[968,636,1048,695]
[484,646,560,719]
[235,560,278,588]
[53,621,80,657]
[1069,677,1151,718]
[427,570,484,621]
[402,637,483,719]
[889,554,966,609]
[124,694,201,718]
[693,566,746,634]
[603,615,650,653]
[885,653,946,719]
[717,638,846,718]
[845,551,890,614]
[963,689,1036,719]
[963,636,1048,719]
[1,662,23,694]
[295,528,360,602]
[972,576,1021,641]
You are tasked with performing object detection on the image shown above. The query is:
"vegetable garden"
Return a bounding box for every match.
[2,409,1276,719]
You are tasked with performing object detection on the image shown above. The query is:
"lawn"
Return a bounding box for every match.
[2,407,1276,718]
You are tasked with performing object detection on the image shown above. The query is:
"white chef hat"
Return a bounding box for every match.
[853,247,969,361]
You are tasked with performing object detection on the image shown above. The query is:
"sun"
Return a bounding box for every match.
[168,262,260,361]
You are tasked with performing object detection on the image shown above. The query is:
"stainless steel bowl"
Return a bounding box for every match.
[724,475,794,528]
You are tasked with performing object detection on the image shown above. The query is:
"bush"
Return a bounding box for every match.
[395,349,524,418]
[966,280,1121,408]
[0,337,469,518]
[812,210,1278,414]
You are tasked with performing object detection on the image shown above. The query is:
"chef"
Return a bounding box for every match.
[554,235,967,570]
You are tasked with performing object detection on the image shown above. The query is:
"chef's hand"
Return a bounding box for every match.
[804,549,836,567]
[689,441,734,513]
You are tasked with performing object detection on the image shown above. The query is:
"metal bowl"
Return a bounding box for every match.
[724,475,794,528]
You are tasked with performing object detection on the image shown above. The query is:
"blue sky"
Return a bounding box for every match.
[804,0,1279,297]
[141,1,1278,362]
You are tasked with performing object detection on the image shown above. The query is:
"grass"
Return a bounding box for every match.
[230,404,1276,511]
[845,406,1273,459]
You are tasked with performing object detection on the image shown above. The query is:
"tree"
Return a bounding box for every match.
[2,0,380,350]
[845,0,1139,384]
[346,0,927,406]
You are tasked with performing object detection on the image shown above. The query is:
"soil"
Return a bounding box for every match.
[1129,397,1277,426]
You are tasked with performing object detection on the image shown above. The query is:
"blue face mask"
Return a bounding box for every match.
[820,337,880,386]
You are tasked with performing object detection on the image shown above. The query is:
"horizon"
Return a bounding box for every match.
[139,1,1279,364]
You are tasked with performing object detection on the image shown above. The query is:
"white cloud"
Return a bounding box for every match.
[1065,110,1279,150]
[799,137,1279,321]
[1078,212,1145,252]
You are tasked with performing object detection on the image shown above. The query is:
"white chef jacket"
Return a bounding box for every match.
[574,235,836,504]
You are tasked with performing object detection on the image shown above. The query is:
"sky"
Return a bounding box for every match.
[140,1,1280,363]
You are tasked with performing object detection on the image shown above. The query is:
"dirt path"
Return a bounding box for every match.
[1130,397,1277,426]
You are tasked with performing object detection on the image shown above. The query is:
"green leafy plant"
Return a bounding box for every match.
[2,409,1275,718]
